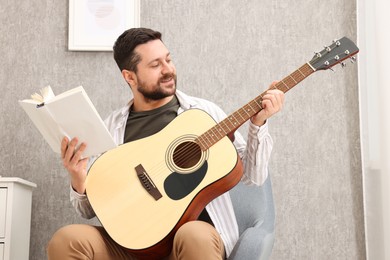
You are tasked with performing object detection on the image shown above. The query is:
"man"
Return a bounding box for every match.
[47,28,284,260]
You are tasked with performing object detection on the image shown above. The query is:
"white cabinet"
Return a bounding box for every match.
[0,178,36,260]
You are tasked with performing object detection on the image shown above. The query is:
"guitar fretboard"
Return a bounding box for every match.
[196,63,315,151]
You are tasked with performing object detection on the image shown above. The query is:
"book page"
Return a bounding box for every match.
[18,101,64,153]
[45,88,116,157]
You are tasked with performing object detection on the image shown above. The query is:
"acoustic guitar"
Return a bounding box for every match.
[86,37,359,259]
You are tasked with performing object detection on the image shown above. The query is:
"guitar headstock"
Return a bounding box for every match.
[309,37,359,71]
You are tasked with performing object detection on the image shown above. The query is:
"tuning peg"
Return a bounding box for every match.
[332,39,341,46]
[350,56,357,63]
[341,62,347,68]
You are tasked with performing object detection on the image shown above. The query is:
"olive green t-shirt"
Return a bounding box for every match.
[124,96,180,143]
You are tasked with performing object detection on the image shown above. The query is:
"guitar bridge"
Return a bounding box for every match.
[135,164,162,201]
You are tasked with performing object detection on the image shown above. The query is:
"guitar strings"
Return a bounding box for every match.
[136,129,208,177]
[137,138,206,181]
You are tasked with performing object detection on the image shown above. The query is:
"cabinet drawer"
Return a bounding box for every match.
[0,188,7,238]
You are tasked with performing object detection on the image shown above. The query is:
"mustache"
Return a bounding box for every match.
[159,73,175,81]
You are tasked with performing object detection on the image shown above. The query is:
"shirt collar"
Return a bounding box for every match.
[175,90,197,110]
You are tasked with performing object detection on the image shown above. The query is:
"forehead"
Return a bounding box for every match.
[134,39,169,63]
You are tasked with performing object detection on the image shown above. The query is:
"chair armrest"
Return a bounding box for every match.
[228,173,276,260]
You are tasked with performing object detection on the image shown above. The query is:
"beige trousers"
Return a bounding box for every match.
[47,221,225,260]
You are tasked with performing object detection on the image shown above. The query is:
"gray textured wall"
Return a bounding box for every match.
[0,0,364,259]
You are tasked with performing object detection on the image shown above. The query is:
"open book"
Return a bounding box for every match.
[19,86,117,158]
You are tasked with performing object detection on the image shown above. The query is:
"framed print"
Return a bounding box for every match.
[69,0,140,51]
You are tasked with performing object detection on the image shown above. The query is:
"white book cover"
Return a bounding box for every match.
[19,86,117,158]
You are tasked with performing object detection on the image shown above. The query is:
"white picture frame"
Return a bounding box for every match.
[68,0,140,51]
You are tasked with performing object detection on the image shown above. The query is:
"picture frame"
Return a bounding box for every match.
[68,0,140,51]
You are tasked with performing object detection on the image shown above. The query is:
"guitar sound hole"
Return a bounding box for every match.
[172,141,201,169]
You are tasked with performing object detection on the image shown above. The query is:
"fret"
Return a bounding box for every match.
[242,105,252,117]
[245,107,253,117]
[247,102,258,115]
[216,125,225,137]
[281,81,290,91]
[231,114,240,127]
[289,75,298,84]
[291,72,302,82]
[210,125,221,139]
[201,132,213,147]
[198,135,208,149]
[210,126,222,140]
[297,68,306,77]
[253,98,262,109]
[221,119,232,133]
[196,135,207,151]
[293,70,306,81]
[277,64,314,94]
[226,115,236,129]
[285,77,295,88]
[236,109,246,122]
[207,130,216,143]
[224,117,233,130]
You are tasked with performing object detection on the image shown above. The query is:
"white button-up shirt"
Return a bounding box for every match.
[70,90,273,257]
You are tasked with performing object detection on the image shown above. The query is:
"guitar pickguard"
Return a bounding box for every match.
[164,161,208,200]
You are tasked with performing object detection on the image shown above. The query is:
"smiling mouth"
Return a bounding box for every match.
[160,78,172,83]
[160,75,175,85]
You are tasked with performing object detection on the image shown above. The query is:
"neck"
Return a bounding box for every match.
[131,95,174,112]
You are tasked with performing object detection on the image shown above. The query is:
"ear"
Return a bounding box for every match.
[122,70,137,87]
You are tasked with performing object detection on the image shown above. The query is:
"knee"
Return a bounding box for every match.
[48,225,73,246]
[47,224,91,257]
[172,221,225,259]
[47,225,76,253]
[175,221,220,246]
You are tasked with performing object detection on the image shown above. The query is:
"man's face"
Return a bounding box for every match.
[132,39,177,101]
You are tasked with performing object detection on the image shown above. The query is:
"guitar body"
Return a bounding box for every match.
[86,109,243,259]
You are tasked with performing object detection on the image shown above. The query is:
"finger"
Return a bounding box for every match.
[262,92,277,108]
[274,90,285,110]
[268,91,282,109]
[64,138,79,165]
[265,90,284,110]
[61,137,69,159]
[262,96,280,116]
[70,142,87,165]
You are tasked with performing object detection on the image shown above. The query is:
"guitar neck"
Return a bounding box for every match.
[196,62,315,150]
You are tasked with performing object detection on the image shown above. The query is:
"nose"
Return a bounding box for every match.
[161,61,174,75]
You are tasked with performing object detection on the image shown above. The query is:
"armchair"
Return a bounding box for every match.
[228,174,276,260]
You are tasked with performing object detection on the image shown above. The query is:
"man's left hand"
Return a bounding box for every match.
[251,81,285,126]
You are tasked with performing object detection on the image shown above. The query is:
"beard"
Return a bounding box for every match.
[137,73,177,101]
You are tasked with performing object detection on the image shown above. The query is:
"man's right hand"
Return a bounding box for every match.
[61,137,89,194]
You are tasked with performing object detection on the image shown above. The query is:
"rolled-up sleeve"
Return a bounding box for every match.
[70,186,96,219]
[236,121,273,186]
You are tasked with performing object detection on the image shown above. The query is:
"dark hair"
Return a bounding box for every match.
[113,28,162,72]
